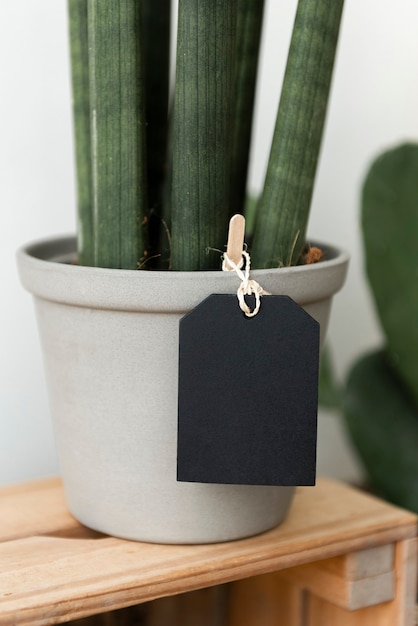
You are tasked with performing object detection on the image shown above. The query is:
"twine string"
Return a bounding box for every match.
[222,250,270,317]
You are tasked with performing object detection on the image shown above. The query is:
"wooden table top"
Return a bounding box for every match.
[0,477,416,625]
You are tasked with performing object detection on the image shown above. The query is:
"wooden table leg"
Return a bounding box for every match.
[305,539,417,626]
[227,538,416,626]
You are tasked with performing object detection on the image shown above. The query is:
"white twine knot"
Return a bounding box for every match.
[222,250,270,317]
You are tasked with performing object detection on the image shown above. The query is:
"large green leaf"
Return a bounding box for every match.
[230,0,265,218]
[343,349,418,512]
[87,0,148,269]
[142,0,171,264]
[252,0,344,268]
[68,0,93,266]
[170,0,237,271]
[362,143,418,408]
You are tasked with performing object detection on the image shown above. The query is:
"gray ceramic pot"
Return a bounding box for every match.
[17,235,349,543]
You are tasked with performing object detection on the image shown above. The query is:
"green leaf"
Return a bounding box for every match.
[343,349,418,512]
[170,0,238,271]
[230,0,265,218]
[87,0,148,269]
[142,0,171,264]
[252,0,345,268]
[362,143,418,409]
[318,346,340,410]
[244,193,258,237]
[68,0,93,266]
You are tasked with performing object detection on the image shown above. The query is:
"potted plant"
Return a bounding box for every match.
[17,0,349,543]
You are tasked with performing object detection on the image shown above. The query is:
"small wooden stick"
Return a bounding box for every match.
[225,214,245,270]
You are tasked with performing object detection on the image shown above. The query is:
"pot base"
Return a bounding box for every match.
[65,480,295,544]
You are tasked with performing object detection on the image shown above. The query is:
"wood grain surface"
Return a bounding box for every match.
[0,477,416,625]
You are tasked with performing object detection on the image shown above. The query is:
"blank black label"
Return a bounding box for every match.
[177,294,319,486]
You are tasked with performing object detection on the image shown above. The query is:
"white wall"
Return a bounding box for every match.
[1,1,418,486]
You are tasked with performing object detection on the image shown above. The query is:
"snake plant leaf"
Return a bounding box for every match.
[343,349,418,512]
[230,0,265,219]
[362,143,418,409]
[87,0,147,269]
[170,0,237,271]
[142,0,171,263]
[252,0,345,269]
[68,0,93,266]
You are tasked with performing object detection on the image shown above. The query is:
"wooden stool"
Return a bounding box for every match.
[0,477,416,625]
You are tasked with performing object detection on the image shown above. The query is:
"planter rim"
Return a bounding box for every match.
[17,234,349,313]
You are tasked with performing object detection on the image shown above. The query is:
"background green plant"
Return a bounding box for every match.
[69,0,344,271]
[320,143,418,512]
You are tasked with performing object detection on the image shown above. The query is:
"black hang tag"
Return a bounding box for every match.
[177,294,320,486]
